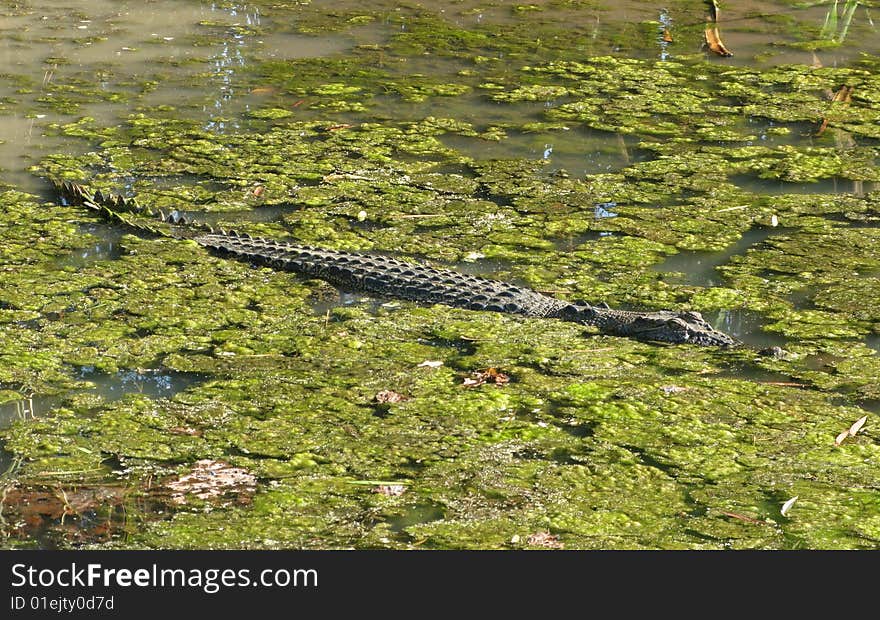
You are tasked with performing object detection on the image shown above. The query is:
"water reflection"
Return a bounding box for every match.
[0,368,204,431]
[703,308,788,349]
[654,226,779,287]
[204,5,260,132]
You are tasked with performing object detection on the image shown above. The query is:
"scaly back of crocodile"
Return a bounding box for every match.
[55,180,738,347]
[197,231,570,318]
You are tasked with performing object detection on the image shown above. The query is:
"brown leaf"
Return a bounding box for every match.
[662,28,673,43]
[705,26,733,57]
[463,367,510,388]
[251,185,265,198]
[817,85,854,136]
[526,531,564,549]
[372,484,406,497]
[835,429,850,447]
[833,84,854,104]
[375,390,407,404]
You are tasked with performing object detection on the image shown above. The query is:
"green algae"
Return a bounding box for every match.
[3,2,880,550]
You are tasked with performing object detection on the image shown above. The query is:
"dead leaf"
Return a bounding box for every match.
[662,28,673,43]
[848,414,867,437]
[836,414,868,445]
[526,531,564,549]
[780,496,798,517]
[417,360,443,368]
[251,185,265,197]
[375,390,407,404]
[372,484,406,496]
[817,85,854,135]
[463,367,510,388]
[705,26,733,56]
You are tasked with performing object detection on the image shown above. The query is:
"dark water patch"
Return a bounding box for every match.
[416,337,478,357]
[310,291,383,317]
[733,174,877,197]
[742,118,810,147]
[386,502,445,534]
[0,368,204,430]
[77,366,205,401]
[0,394,65,431]
[552,230,606,253]
[174,204,295,227]
[823,213,880,228]
[867,333,880,354]
[56,224,126,268]
[716,363,805,387]
[654,226,780,287]
[784,284,819,310]
[622,444,678,476]
[452,256,517,278]
[703,309,789,350]
[440,127,645,179]
[855,399,880,415]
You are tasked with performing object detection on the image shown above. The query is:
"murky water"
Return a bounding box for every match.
[654,226,782,287]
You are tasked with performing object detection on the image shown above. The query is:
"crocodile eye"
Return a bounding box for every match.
[670,318,691,331]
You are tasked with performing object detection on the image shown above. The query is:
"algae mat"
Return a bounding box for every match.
[1,0,879,549]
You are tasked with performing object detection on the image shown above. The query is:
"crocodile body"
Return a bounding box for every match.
[55,181,738,347]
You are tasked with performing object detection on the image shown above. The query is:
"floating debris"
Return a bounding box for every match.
[462,367,510,388]
[780,496,799,517]
[375,390,408,404]
[835,415,868,446]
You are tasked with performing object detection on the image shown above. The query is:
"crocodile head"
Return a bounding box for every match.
[612,310,739,347]
[559,304,738,347]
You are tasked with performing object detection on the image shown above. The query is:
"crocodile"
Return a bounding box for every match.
[54,180,738,347]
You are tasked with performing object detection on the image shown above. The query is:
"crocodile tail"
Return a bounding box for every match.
[54,179,209,240]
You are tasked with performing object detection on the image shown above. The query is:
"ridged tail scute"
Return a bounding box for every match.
[54,179,207,240]
[195,232,572,318]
